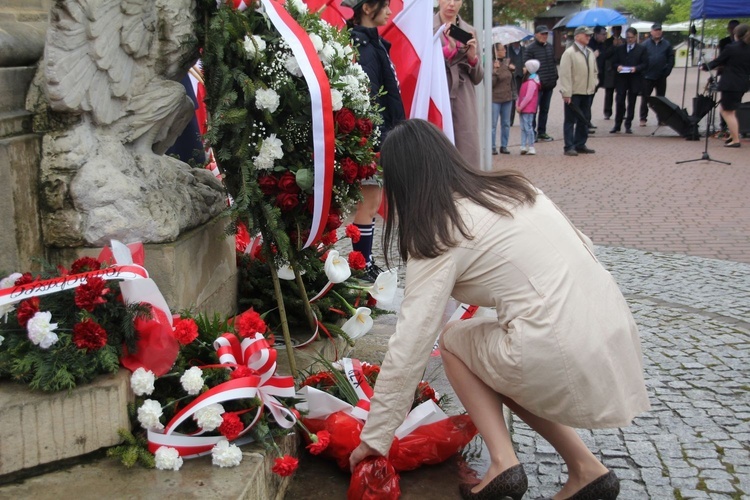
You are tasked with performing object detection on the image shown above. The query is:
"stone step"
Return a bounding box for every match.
[0,370,132,478]
[0,109,33,137]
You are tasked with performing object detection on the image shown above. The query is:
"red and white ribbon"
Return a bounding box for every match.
[259,0,335,249]
[148,332,296,457]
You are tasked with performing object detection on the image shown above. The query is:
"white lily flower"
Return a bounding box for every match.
[324,250,351,283]
[368,268,398,304]
[341,307,373,340]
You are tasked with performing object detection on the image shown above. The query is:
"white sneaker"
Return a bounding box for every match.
[520,147,527,155]
[527,147,536,155]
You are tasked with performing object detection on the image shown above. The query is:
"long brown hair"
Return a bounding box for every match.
[381,119,537,265]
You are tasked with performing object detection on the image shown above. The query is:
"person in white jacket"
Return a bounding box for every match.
[349,119,650,500]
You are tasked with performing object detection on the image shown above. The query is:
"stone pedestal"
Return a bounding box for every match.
[51,215,238,317]
[0,369,132,478]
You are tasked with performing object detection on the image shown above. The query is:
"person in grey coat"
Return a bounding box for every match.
[638,23,675,126]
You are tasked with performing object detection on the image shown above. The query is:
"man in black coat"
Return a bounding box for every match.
[524,25,559,141]
[609,28,649,134]
[602,26,624,120]
[508,41,525,126]
[639,23,675,126]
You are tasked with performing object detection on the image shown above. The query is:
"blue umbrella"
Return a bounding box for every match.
[559,8,627,28]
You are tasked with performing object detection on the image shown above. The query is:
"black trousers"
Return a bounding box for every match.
[640,77,667,122]
[614,78,639,129]
[603,87,615,117]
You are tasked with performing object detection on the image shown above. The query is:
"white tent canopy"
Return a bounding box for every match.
[630,21,693,32]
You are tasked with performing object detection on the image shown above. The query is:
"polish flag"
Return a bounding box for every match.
[303,0,350,28]
[381,0,453,142]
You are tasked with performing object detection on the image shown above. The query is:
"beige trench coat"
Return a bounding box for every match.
[433,14,484,168]
[359,192,651,455]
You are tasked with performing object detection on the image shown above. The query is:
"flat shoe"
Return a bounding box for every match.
[724,142,740,148]
[459,464,528,500]
[725,138,733,144]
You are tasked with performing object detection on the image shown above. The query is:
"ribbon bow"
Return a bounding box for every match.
[147,333,296,457]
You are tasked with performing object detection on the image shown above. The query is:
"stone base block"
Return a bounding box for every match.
[0,369,132,477]
[51,215,238,318]
[0,433,299,500]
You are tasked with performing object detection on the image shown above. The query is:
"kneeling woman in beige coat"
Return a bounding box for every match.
[349,119,650,499]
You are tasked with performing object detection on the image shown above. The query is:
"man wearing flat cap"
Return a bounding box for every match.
[524,25,558,142]
[639,23,675,126]
[559,26,598,156]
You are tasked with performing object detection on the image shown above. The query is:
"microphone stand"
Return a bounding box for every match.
[676,73,731,165]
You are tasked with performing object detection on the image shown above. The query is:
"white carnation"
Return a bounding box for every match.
[330,89,344,111]
[194,403,225,431]
[211,440,243,468]
[284,54,303,77]
[350,63,366,80]
[27,311,59,349]
[0,272,21,289]
[180,366,204,395]
[255,88,280,113]
[137,399,164,431]
[287,0,308,13]
[253,134,284,170]
[332,41,346,59]
[319,44,336,65]
[130,367,156,396]
[243,35,266,59]
[154,446,183,471]
[340,74,360,96]
[343,44,354,58]
[309,33,324,52]
[0,304,14,321]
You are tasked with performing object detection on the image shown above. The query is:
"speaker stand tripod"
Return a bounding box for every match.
[676,79,730,165]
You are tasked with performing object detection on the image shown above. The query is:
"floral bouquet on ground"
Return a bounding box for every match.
[295,358,478,497]
[110,308,305,474]
[0,241,177,392]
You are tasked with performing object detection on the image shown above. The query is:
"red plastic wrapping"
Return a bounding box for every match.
[347,456,400,500]
[388,415,477,471]
[120,306,179,376]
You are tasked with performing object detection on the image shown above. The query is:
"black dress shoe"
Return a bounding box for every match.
[459,464,528,500]
[566,470,620,500]
[500,147,510,154]
[609,127,620,134]
[576,147,596,154]
[625,128,633,134]
[564,149,578,156]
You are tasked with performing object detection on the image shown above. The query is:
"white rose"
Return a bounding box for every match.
[180,366,204,395]
[287,0,308,13]
[194,403,225,431]
[154,447,183,471]
[319,44,336,65]
[284,54,303,77]
[243,35,266,59]
[330,89,343,111]
[0,272,21,289]
[309,33,324,52]
[255,88,280,113]
[130,367,156,396]
[137,399,164,431]
[212,440,243,468]
[26,311,59,349]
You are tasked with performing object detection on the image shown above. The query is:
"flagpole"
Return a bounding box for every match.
[474,0,493,171]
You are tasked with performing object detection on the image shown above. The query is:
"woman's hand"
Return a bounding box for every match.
[349,441,380,472]
[466,36,478,62]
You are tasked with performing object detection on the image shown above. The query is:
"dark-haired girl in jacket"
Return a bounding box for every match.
[346,0,405,280]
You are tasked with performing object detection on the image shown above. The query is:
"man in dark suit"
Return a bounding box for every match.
[609,28,649,134]
[602,26,624,120]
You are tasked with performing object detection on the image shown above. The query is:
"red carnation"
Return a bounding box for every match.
[340,157,359,184]
[276,192,300,212]
[230,366,256,380]
[356,118,373,137]
[74,276,109,312]
[219,412,244,441]
[258,174,279,195]
[16,297,40,328]
[70,256,101,274]
[345,224,361,243]
[321,230,338,246]
[173,317,199,345]
[277,172,300,194]
[14,272,36,286]
[306,430,331,455]
[417,381,438,403]
[348,251,367,270]
[235,308,267,338]
[272,455,299,477]
[72,318,108,352]
[358,136,368,146]
[300,371,336,388]
[334,108,356,134]
[326,212,342,231]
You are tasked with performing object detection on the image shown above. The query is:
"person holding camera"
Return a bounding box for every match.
[703,23,750,148]
[434,0,484,167]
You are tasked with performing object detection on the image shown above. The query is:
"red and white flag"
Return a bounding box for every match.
[381,0,453,142]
